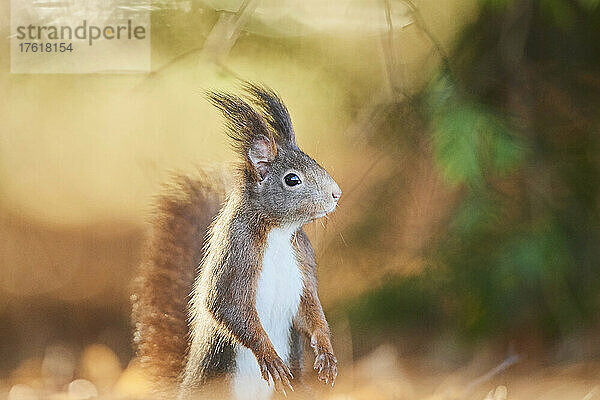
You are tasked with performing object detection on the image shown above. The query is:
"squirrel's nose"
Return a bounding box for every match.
[332,186,342,201]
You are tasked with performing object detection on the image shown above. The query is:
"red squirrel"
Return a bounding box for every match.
[132,84,341,399]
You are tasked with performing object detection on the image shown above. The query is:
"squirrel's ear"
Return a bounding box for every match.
[248,134,276,181]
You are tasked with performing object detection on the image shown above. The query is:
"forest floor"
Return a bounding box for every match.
[3,342,599,400]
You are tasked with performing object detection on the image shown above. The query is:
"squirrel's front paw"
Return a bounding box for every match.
[257,353,294,396]
[310,332,338,387]
[313,351,338,387]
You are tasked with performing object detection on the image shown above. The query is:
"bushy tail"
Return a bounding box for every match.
[131,171,226,388]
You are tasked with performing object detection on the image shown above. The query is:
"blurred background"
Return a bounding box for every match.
[1,0,600,399]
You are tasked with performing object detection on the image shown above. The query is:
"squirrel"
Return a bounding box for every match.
[131,83,341,400]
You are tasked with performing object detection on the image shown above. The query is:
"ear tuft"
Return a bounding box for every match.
[242,83,297,147]
[206,90,277,181]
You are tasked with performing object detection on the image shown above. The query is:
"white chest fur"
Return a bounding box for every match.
[232,228,304,400]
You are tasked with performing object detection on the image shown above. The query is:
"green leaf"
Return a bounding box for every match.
[483,117,525,173]
[427,74,525,185]
[432,103,482,184]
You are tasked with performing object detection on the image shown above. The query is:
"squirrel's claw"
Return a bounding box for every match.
[260,354,294,395]
[259,360,269,383]
[313,352,338,388]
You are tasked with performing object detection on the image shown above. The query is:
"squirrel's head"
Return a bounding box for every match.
[208,83,341,227]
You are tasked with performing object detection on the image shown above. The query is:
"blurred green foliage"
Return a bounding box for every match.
[428,74,525,185]
[343,0,600,348]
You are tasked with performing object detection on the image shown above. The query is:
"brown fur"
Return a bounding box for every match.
[180,185,296,397]
[293,231,337,384]
[131,172,226,388]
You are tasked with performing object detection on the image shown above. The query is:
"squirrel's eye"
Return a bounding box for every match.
[284,173,302,187]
